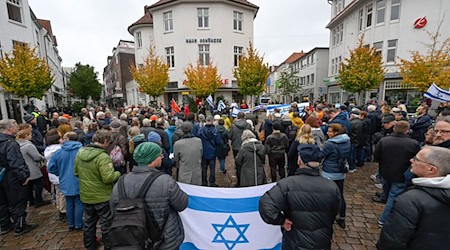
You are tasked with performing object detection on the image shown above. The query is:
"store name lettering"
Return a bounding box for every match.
[186,38,222,43]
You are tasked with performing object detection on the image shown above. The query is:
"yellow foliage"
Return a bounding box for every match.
[184,60,221,98]
[130,46,169,99]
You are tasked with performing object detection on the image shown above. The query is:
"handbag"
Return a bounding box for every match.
[39,161,52,192]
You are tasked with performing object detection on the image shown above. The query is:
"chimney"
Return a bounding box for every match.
[144,5,148,13]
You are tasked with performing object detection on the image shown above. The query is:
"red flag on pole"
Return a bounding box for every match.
[171,99,181,115]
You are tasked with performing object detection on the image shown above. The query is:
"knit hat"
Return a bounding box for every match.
[147,131,161,143]
[62,114,72,119]
[133,142,162,166]
[181,121,193,133]
[241,129,256,141]
[272,121,282,131]
[150,115,158,121]
[381,114,395,123]
[110,120,121,129]
[198,114,206,121]
[24,114,34,123]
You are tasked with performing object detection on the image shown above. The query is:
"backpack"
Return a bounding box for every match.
[110,145,125,167]
[110,172,164,250]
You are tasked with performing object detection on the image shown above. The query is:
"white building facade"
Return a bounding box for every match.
[0,0,65,120]
[127,0,258,106]
[296,48,329,103]
[326,0,450,111]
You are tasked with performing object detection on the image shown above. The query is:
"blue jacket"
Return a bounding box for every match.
[198,124,222,160]
[165,126,176,153]
[318,134,351,173]
[48,141,83,196]
[329,112,352,135]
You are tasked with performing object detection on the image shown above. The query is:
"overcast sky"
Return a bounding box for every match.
[28,0,331,79]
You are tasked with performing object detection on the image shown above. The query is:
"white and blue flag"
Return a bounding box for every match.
[218,100,227,112]
[178,183,282,250]
[207,95,215,109]
[424,83,450,102]
[231,107,250,117]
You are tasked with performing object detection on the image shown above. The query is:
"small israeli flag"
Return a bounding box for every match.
[218,100,227,112]
[424,83,450,102]
[178,183,282,250]
[231,107,250,117]
[207,95,215,109]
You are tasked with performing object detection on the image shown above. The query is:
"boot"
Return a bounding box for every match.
[14,217,38,236]
[336,218,346,229]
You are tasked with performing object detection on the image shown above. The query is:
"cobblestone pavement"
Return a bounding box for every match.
[0,152,383,249]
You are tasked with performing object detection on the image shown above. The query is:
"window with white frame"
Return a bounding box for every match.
[338,56,342,72]
[376,0,386,24]
[307,75,310,85]
[136,32,142,48]
[358,9,364,31]
[366,4,373,28]
[332,29,337,46]
[386,39,397,62]
[197,8,209,28]
[233,11,243,31]
[339,23,344,43]
[7,0,22,23]
[311,74,315,84]
[390,0,400,21]
[331,58,335,75]
[373,41,383,56]
[336,26,340,45]
[165,46,175,68]
[310,53,315,65]
[234,46,243,67]
[199,44,210,66]
[163,11,173,32]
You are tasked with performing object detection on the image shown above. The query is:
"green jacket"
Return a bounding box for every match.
[74,144,120,204]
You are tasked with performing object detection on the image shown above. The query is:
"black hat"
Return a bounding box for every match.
[381,114,395,123]
[24,114,35,123]
[272,121,282,131]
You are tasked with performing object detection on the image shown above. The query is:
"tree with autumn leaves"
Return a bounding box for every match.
[184,60,221,98]
[0,44,53,100]
[400,23,450,92]
[130,46,169,100]
[339,36,384,104]
[233,42,270,101]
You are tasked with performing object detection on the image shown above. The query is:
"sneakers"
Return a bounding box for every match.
[372,196,386,204]
[378,221,384,228]
[14,223,38,236]
[335,218,346,229]
[0,227,11,235]
[348,169,356,173]
[375,183,383,189]
[370,174,378,182]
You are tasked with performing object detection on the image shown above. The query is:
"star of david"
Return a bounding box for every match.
[212,215,250,250]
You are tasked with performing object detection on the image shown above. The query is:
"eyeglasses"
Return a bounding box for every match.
[411,155,435,166]
[434,129,450,135]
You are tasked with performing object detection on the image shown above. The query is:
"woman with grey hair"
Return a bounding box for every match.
[235,129,266,187]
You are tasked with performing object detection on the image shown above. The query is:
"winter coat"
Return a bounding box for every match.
[31,125,45,153]
[259,167,341,250]
[377,175,450,249]
[44,144,62,185]
[57,124,73,138]
[151,127,170,152]
[374,133,420,183]
[235,139,266,187]
[368,111,382,135]
[297,143,322,165]
[73,127,86,145]
[74,144,121,204]
[97,119,107,129]
[229,119,252,151]
[410,114,432,142]
[165,126,177,154]
[85,131,95,145]
[216,125,229,159]
[105,132,129,159]
[350,118,364,146]
[110,167,188,250]
[312,128,325,148]
[140,126,153,140]
[36,115,49,135]
[173,136,202,185]
[198,124,222,160]
[156,147,173,176]
[130,134,146,167]
[265,131,289,155]
[328,112,351,134]
[260,119,273,142]
[0,133,29,184]
[287,140,300,174]
[318,134,351,174]
[47,141,83,196]
[436,139,450,149]
[18,139,45,180]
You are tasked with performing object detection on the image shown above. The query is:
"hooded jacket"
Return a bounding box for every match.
[74,144,121,204]
[0,133,29,184]
[198,124,222,160]
[229,119,252,151]
[377,175,450,249]
[329,112,352,134]
[216,125,229,159]
[18,139,45,180]
[318,134,351,174]
[48,141,83,196]
[235,139,266,187]
[165,125,177,153]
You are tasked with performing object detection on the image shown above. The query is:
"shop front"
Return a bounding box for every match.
[383,80,421,113]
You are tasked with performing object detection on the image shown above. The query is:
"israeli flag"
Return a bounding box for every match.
[178,183,282,250]
[231,107,250,117]
[218,100,227,112]
[207,95,215,109]
[424,83,450,102]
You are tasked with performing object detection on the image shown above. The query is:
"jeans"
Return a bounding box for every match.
[334,179,346,219]
[268,153,285,182]
[201,158,216,185]
[83,201,112,249]
[27,177,44,204]
[349,144,356,170]
[379,178,407,223]
[66,195,83,229]
[365,135,373,161]
[0,172,28,231]
[355,146,365,167]
[218,158,226,172]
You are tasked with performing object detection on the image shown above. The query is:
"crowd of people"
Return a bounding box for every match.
[0,98,448,249]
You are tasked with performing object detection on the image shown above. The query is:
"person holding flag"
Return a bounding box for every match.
[171,99,181,116]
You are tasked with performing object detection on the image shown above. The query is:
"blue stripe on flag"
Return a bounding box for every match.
[179,242,282,250]
[425,91,450,102]
[187,195,260,213]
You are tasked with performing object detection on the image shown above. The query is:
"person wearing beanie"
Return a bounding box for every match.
[110,142,188,249]
[265,121,289,182]
[173,121,202,185]
[198,115,222,187]
[235,129,266,187]
[23,114,45,153]
[147,131,173,176]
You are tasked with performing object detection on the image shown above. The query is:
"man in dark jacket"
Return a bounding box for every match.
[228,112,251,158]
[410,105,432,145]
[259,160,341,250]
[328,108,351,135]
[150,118,170,152]
[265,122,289,182]
[198,116,222,187]
[23,114,45,153]
[366,105,381,161]
[0,119,37,236]
[374,121,420,226]
[349,110,364,171]
[377,146,450,249]
[110,142,188,249]
[36,110,50,136]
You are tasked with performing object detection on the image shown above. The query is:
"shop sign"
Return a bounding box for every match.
[186,38,222,43]
[414,17,427,29]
